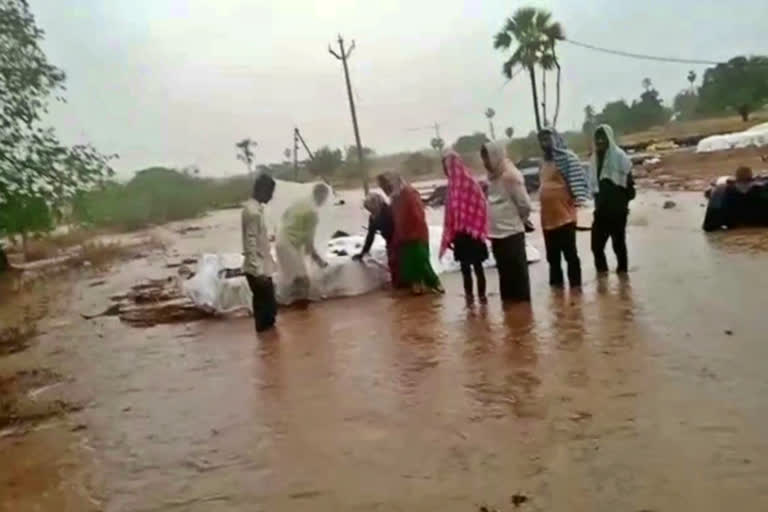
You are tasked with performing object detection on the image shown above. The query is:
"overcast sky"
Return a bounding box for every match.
[31,0,767,177]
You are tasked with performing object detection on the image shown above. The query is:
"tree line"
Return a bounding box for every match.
[492,6,768,134]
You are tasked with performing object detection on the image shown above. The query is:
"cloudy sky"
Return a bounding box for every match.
[31,0,767,177]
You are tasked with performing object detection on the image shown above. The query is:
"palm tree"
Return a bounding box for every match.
[687,70,697,91]
[642,77,653,92]
[494,7,563,131]
[485,107,497,139]
[235,138,258,174]
[505,126,515,139]
[540,52,555,126]
[543,21,565,127]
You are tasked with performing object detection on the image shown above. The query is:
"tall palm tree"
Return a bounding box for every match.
[642,77,653,92]
[235,138,258,174]
[687,70,697,91]
[485,107,497,139]
[540,52,555,127]
[494,7,563,131]
[543,22,565,127]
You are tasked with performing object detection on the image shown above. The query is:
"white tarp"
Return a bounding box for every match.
[696,122,768,153]
[183,226,542,313]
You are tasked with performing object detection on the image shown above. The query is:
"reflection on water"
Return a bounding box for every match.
[3,190,768,510]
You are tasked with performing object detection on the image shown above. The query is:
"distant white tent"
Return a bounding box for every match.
[697,122,768,153]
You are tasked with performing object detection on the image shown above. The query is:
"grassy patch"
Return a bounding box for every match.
[72,167,252,232]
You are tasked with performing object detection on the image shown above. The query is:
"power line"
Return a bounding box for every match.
[563,38,723,65]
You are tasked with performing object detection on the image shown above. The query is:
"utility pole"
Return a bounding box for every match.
[295,128,314,160]
[293,128,299,181]
[329,34,368,195]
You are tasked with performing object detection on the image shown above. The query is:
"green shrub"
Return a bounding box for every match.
[72,167,252,231]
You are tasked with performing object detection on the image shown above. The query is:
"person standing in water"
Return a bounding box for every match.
[481,141,532,303]
[353,192,399,287]
[275,183,330,305]
[242,173,278,332]
[439,149,489,304]
[590,124,634,275]
[377,172,442,295]
[538,128,590,289]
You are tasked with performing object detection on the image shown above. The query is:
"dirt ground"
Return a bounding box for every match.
[636,146,768,191]
[2,190,768,511]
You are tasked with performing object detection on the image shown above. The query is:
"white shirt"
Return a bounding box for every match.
[241,199,276,277]
[487,170,531,239]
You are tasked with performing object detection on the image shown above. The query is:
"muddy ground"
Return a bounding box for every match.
[635,146,768,191]
[1,189,768,511]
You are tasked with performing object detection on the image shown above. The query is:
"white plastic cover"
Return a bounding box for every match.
[182,226,542,313]
[696,122,768,153]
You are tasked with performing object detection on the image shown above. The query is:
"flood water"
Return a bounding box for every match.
[2,188,768,511]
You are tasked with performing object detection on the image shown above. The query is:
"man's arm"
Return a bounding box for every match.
[304,212,327,267]
[503,170,532,221]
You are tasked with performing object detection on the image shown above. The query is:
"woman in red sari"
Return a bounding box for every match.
[377,172,442,294]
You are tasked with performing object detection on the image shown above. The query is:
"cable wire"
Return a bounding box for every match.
[564,38,723,65]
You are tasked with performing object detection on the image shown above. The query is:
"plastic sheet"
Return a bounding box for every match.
[696,122,768,153]
[183,226,541,313]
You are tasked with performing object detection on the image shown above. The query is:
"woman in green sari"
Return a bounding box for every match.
[377,173,442,295]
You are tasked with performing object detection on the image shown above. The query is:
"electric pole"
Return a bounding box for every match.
[329,34,369,195]
[293,128,299,181]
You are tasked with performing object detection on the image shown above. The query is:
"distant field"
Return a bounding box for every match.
[620,113,768,147]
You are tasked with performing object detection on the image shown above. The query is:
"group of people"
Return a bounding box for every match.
[241,177,331,332]
[241,122,635,334]
[702,165,768,231]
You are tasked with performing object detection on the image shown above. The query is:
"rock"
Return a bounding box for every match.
[725,329,733,336]
[176,226,203,235]
[511,493,529,507]
[80,303,120,320]
[569,411,593,422]
[331,230,350,239]
[662,200,676,209]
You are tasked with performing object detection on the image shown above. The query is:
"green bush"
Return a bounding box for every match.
[72,167,252,231]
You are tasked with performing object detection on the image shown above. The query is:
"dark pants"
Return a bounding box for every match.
[245,274,277,332]
[460,262,486,300]
[543,222,581,288]
[591,211,628,273]
[491,233,530,302]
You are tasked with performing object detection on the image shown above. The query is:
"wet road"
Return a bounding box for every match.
[2,190,768,511]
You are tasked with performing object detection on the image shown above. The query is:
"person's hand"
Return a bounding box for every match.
[524,219,535,233]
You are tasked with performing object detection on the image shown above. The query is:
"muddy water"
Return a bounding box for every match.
[2,190,768,511]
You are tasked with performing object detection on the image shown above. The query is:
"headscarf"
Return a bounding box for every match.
[440,150,488,257]
[483,140,512,179]
[379,171,406,197]
[363,191,387,215]
[539,128,590,203]
[590,124,633,191]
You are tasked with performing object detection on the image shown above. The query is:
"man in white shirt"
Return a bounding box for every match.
[242,173,277,333]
